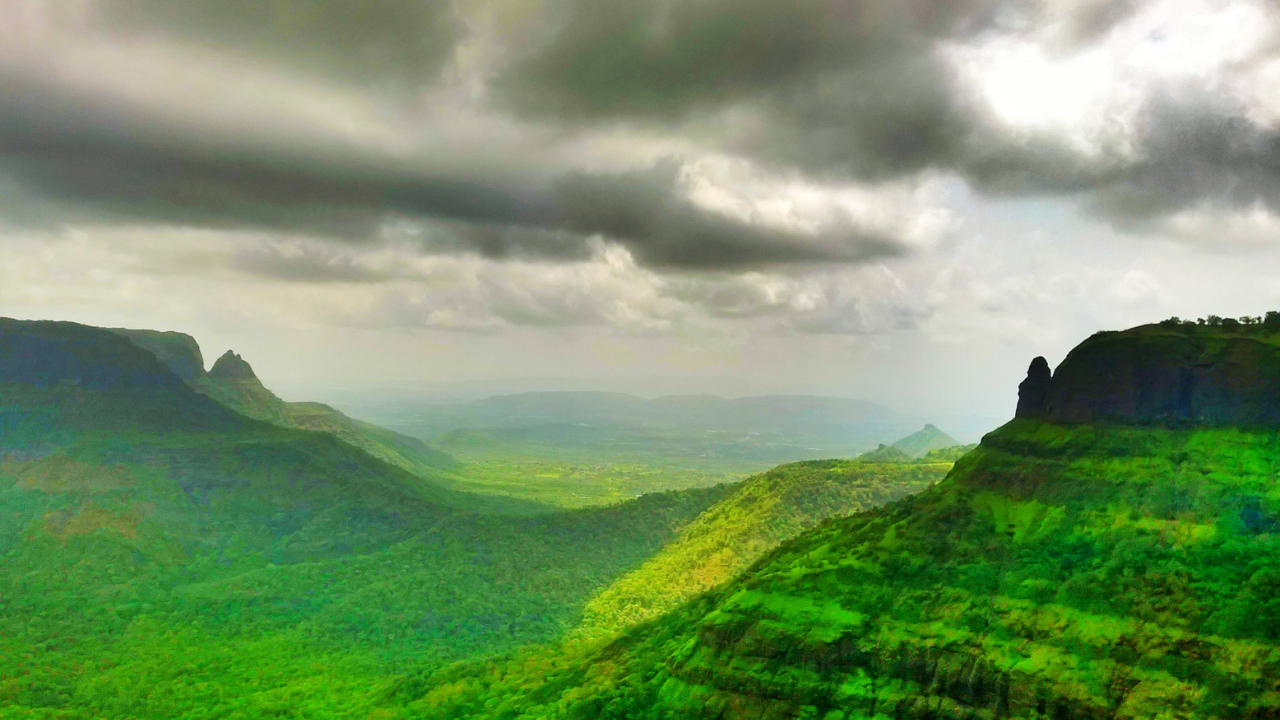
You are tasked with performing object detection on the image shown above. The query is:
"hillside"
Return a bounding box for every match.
[0,318,738,717]
[891,423,961,458]
[415,319,1280,719]
[857,443,913,463]
[573,459,951,639]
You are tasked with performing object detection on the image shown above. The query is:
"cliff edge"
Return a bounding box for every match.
[1017,317,1280,425]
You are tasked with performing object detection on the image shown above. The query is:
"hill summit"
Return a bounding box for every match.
[208,350,258,381]
[890,423,959,458]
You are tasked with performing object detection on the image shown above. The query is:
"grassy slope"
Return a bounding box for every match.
[574,460,950,639]
[113,325,459,481]
[0,418,732,718]
[417,420,1280,720]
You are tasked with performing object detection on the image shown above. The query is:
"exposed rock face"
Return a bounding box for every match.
[208,351,258,381]
[112,329,206,381]
[1015,356,1052,419]
[1021,326,1280,425]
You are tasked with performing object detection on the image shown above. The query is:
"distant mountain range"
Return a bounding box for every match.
[356,390,992,468]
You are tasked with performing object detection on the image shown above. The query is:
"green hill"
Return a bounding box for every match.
[857,443,913,463]
[891,423,960,458]
[0,318,739,717]
[572,459,950,640]
[414,319,1280,720]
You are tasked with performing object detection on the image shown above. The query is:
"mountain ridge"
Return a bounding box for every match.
[105,325,459,476]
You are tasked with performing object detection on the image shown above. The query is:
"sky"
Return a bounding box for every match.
[4,0,1280,419]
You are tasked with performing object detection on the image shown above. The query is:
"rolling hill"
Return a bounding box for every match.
[413,318,1280,720]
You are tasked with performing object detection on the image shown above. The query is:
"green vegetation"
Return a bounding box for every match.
[364,392,977,478]
[0,321,733,716]
[435,438,745,508]
[29,314,1280,718]
[193,351,458,479]
[0,408,732,717]
[857,443,913,463]
[0,319,948,719]
[919,444,979,463]
[573,460,950,639]
[413,420,1280,719]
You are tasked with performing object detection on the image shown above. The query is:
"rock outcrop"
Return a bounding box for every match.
[1015,356,1052,419]
[112,329,206,381]
[1018,324,1280,425]
[208,351,258,381]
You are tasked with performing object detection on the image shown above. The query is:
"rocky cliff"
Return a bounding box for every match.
[111,328,206,381]
[1017,321,1280,425]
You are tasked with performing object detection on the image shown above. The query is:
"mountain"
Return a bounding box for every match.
[0,318,740,717]
[891,423,961,458]
[115,328,457,477]
[1018,318,1280,425]
[415,319,1280,719]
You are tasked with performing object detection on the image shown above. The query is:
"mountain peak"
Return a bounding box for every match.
[208,350,257,381]
[1015,355,1052,419]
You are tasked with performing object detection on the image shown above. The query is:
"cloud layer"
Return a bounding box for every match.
[4,0,1280,373]
[4,0,1275,267]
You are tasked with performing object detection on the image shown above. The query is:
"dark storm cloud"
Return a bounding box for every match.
[500,0,990,120]
[551,161,903,268]
[98,0,462,90]
[497,0,1000,181]
[493,0,1136,183]
[1091,92,1280,224]
[0,73,542,236]
[2,0,1277,269]
[0,70,898,269]
[496,0,1280,229]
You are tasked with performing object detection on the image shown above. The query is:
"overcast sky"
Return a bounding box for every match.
[4,0,1280,418]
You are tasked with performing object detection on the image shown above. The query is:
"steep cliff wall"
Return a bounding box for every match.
[1017,323,1280,425]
